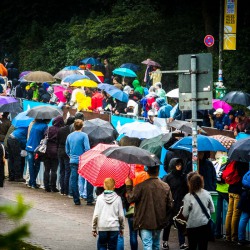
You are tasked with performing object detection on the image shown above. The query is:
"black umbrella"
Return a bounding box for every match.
[83,118,118,148]
[0,102,22,113]
[101,146,161,166]
[26,106,63,119]
[168,120,206,135]
[222,91,250,106]
[228,138,250,163]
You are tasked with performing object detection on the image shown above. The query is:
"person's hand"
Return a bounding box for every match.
[169,117,174,122]
[119,230,124,237]
[92,231,98,237]
[125,177,132,185]
[224,125,229,130]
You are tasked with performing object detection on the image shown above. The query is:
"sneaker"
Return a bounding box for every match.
[162,241,169,250]
[180,243,189,250]
[31,185,39,189]
[68,195,73,199]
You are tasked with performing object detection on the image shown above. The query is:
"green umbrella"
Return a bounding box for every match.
[139,133,172,158]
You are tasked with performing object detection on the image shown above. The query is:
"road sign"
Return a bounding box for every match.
[204,35,215,47]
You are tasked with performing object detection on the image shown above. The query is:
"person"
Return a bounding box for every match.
[113,99,127,115]
[25,119,49,189]
[43,115,64,192]
[15,81,27,98]
[65,119,90,205]
[103,58,113,84]
[5,81,12,96]
[224,110,236,130]
[38,82,51,103]
[86,88,103,112]
[113,76,123,90]
[0,112,11,143]
[125,99,138,117]
[92,178,125,250]
[145,109,157,124]
[0,143,5,187]
[156,97,173,119]
[57,116,75,196]
[26,82,39,101]
[155,82,166,99]
[213,108,228,130]
[150,66,162,87]
[183,172,215,250]
[132,79,144,96]
[101,90,115,112]
[162,158,189,250]
[69,86,86,109]
[125,165,173,250]
[234,110,250,136]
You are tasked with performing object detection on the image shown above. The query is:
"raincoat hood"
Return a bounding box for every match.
[42,82,50,91]
[156,97,167,107]
[103,191,119,204]
[169,158,184,172]
[30,82,37,88]
[52,115,64,127]
[123,85,132,95]
[132,79,141,88]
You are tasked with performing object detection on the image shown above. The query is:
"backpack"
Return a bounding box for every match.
[222,160,240,185]
[242,170,250,189]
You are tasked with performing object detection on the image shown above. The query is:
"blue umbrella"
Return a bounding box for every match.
[98,83,128,102]
[170,135,227,152]
[98,83,117,92]
[63,66,79,70]
[62,74,89,83]
[113,68,137,78]
[120,63,140,72]
[12,111,34,127]
[18,75,27,82]
[80,57,101,65]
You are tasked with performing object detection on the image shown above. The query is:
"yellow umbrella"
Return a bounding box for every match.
[71,79,98,88]
[90,70,104,76]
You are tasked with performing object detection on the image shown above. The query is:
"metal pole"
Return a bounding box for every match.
[191,55,198,172]
[218,0,224,83]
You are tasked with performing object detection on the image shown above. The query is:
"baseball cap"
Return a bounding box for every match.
[213,108,224,115]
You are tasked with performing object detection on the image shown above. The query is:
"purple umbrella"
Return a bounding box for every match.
[0,96,18,105]
[19,71,32,79]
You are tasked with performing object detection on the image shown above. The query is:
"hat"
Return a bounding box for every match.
[75,112,84,121]
[235,110,245,117]
[213,108,224,115]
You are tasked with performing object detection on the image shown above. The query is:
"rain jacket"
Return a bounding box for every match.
[156,97,173,118]
[76,92,91,111]
[92,191,125,232]
[132,79,144,95]
[88,92,103,111]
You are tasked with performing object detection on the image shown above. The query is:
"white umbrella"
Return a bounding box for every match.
[117,121,162,139]
[166,88,179,98]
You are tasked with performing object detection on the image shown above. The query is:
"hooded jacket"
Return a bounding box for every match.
[156,97,173,118]
[92,191,125,232]
[132,79,144,95]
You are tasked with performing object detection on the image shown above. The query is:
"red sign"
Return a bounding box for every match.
[204,35,215,47]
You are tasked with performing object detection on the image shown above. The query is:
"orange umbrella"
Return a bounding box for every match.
[0,63,8,76]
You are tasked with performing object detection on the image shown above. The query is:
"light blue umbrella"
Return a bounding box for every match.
[98,83,128,102]
[62,74,89,83]
[113,68,137,78]
[63,66,79,70]
[80,57,101,65]
[12,111,34,127]
[98,83,117,92]
[170,135,227,152]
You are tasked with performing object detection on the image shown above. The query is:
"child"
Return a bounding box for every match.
[92,178,125,250]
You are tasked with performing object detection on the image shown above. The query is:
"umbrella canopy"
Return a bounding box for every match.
[118,121,162,139]
[79,143,135,188]
[212,99,232,114]
[228,138,250,163]
[80,57,101,65]
[170,135,227,152]
[62,74,89,84]
[0,96,18,105]
[77,70,101,83]
[24,71,55,83]
[0,101,22,113]
[141,59,161,67]
[54,86,71,102]
[139,133,172,158]
[210,135,236,150]
[19,71,32,78]
[12,111,34,127]
[113,68,137,78]
[63,66,79,70]
[222,91,250,106]
[120,63,140,72]
[98,84,128,102]
[168,120,206,135]
[82,118,118,148]
[98,83,117,92]
[90,70,104,76]
[26,106,63,119]
[70,79,98,88]
[0,63,8,76]
[166,88,179,98]
[54,69,82,80]
[101,146,161,166]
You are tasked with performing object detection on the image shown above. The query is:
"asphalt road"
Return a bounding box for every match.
[0,181,249,250]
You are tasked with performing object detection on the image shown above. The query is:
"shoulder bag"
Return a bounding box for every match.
[34,130,49,156]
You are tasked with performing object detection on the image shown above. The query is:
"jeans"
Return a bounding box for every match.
[163,223,185,246]
[78,176,87,198]
[44,158,58,190]
[238,212,250,241]
[58,156,70,195]
[27,151,41,187]
[69,164,80,204]
[215,191,229,236]
[127,217,138,250]
[187,224,209,250]
[78,176,94,203]
[140,229,161,250]
[98,231,119,250]
[225,193,241,241]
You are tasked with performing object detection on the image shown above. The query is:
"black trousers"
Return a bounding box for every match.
[187,224,209,250]
[44,158,58,190]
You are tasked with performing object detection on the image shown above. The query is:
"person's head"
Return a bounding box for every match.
[156,97,167,107]
[169,158,183,172]
[84,87,92,96]
[123,85,131,95]
[113,76,120,84]
[66,116,75,126]
[2,112,9,118]
[103,58,109,65]
[145,165,159,177]
[155,82,162,89]
[52,115,64,127]
[74,112,84,121]
[74,119,84,130]
[7,80,12,88]
[213,108,224,118]
[30,82,37,90]
[187,172,204,193]
[228,110,235,120]
[235,109,245,121]
[149,86,156,93]
[104,178,115,191]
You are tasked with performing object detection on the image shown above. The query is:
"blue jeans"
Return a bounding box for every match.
[128,217,138,250]
[140,229,161,250]
[78,176,94,203]
[78,176,87,198]
[69,164,80,204]
[215,191,229,236]
[27,152,41,187]
[58,156,70,195]
[238,212,250,241]
[98,231,119,250]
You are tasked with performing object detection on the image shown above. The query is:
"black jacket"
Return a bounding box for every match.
[57,125,71,158]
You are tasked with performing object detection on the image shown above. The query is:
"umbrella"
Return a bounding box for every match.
[54,69,82,80]
[141,59,161,67]
[118,121,162,139]
[0,96,18,105]
[228,138,250,163]
[70,79,98,88]
[101,146,161,166]
[18,75,28,82]
[77,70,101,83]
[26,106,63,119]
[90,70,104,82]
[19,71,32,78]
[168,120,206,135]
[24,71,55,83]
[0,102,22,113]
[80,57,101,65]
[78,143,135,188]
[62,74,89,84]
[82,118,118,148]
[170,135,227,152]
[120,63,140,72]
[53,86,71,102]
[103,87,129,103]
[210,135,236,150]
[63,66,79,70]
[12,111,34,127]
[0,63,8,76]
[222,91,250,106]
[98,83,117,92]
[113,68,137,78]
[139,133,172,158]
[166,88,179,98]
[212,99,232,114]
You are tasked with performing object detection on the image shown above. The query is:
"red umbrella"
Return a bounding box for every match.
[141,59,161,67]
[78,143,135,188]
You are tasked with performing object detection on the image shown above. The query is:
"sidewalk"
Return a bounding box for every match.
[0,181,249,250]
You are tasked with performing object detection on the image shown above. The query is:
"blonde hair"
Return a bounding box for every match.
[104,178,115,190]
[74,119,83,130]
